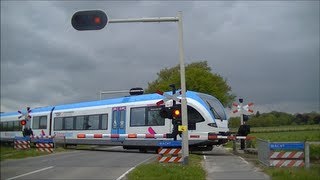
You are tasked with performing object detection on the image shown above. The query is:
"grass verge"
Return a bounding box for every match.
[127,154,206,180]
[0,144,66,161]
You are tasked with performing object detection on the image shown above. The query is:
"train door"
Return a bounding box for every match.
[111,106,126,141]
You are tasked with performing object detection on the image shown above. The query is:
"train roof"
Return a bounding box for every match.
[1,91,207,118]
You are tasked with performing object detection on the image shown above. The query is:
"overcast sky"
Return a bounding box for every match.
[1,1,319,115]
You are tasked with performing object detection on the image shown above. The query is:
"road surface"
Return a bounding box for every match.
[1,146,155,180]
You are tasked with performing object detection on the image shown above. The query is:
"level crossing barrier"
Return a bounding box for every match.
[77,133,254,141]
[258,139,305,167]
[35,138,54,153]
[14,136,31,150]
[157,141,182,163]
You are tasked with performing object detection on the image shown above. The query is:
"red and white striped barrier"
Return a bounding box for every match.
[36,143,54,153]
[158,148,182,163]
[32,135,55,139]
[208,134,255,140]
[270,151,304,159]
[269,151,304,167]
[14,140,30,150]
[270,160,304,167]
[77,133,255,141]
[158,148,182,155]
[77,133,168,139]
[158,156,183,163]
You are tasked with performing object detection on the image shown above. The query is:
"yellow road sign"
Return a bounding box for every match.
[178,125,187,132]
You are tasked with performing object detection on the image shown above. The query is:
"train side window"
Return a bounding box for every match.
[54,117,63,130]
[33,116,47,129]
[33,116,40,129]
[64,117,74,130]
[130,107,146,126]
[188,106,205,124]
[8,121,14,131]
[87,115,99,130]
[0,122,3,131]
[147,107,165,126]
[2,122,8,131]
[75,116,85,130]
[101,114,108,130]
[13,121,20,131]
[39,116,47,129]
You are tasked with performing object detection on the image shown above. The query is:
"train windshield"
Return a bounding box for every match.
[198,93,227,120]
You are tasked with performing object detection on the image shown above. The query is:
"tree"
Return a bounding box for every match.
[145,61,235,106]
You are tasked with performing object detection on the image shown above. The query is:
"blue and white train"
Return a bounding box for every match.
[0,91,230,151]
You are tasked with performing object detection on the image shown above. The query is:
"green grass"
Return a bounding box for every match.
[230,124,320,134]
[127,154,206,180]
[251,130,320,142]
[264,165,320,180]
[0,144,66,161]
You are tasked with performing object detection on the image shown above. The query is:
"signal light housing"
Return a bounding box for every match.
[159,106,181,120]
[71,10,108,31]
[20,120,26,126]
[172,108,181,119]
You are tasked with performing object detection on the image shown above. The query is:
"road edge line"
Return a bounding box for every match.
[116,155,155,180]
[6,166,54,180]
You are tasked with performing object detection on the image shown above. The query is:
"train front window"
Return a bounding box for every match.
[198,93,227,120]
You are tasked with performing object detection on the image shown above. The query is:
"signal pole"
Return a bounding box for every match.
[177,12,189,165]
[239,98,244,125]
[72,11,189,164]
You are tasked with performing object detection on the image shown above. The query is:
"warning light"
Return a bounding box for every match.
[159,106,181,120]
[173,109,181,118]
[94,16,101,24]
[71,10,108,31]
[20,120,26,126]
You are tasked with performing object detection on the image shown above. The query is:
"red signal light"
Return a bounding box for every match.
[94,16,101,24]
[20,120,26,126]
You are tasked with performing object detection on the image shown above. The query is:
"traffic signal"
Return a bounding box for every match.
[172,108,181,120]
[159,106,181,120]
[20,120,26,126]
[159,107,172,119]
[71,10,108,31]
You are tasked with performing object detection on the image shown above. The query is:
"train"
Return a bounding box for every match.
[0,90,230,151]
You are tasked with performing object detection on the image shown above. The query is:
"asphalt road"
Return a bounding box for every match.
[1,146,156,180]
[203,146,270,180]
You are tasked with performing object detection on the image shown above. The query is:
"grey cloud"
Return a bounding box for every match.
[1,1,319,114]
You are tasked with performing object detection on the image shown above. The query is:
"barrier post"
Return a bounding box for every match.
[157,141,182,163]
[14,136,31,150]
[269,141,305,167]
[35,138,54,153]
[305,142,310,169]
[232,139,236,153]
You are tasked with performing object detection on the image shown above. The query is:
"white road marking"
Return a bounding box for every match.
[6,166,54,180]
[116,155,155,180]
[239,156,249,164]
